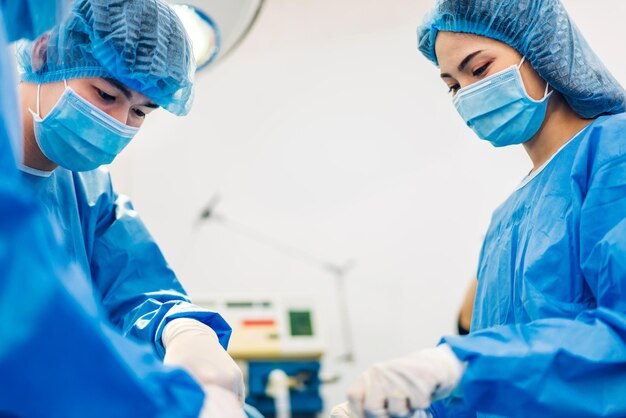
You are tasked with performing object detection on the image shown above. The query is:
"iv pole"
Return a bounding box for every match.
[193,194,356,364]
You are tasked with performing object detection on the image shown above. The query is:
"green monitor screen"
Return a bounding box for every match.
[288,310,313,337]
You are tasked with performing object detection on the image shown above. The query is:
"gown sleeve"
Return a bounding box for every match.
[0,167,205,418]
[86,170,231,358]
[434,149,626,416]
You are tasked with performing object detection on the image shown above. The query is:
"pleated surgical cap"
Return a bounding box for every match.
[17,0,196,116]
[417,0,626,118]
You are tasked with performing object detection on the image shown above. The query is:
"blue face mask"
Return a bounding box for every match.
[452,58,552,147]
[30,81,138,172]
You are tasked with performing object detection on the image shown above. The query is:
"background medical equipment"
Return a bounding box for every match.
[190,196,357,417]
[196,295,324,418]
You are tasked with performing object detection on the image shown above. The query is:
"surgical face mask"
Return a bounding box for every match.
[452,57,552,147]
[30,81,138,172]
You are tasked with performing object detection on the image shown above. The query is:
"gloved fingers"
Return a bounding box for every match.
[199,384,246,418]
[379,366,431,413]
[209,365,245,405]
[164,355,244,404]
[352,366,391,418]
[390,360,438,410]
[405,379,435,411]
[386,394,414,418]
[346,373,368,418]
[330,401,358,418]
[163,319,246,404]
[233,378,246,406]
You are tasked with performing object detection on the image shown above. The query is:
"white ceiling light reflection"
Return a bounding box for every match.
[172,4,221,70]
[170,0,265,72]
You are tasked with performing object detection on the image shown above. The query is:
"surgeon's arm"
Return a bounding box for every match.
[435,155,626,417]
[0,185,206,418]
[89,171,231,357]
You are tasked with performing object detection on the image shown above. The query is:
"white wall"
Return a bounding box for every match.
[110,0,626,412]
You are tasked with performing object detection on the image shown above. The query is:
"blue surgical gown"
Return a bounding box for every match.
[0,6,21,166]
[431,113,626,417]
[0,8,206,417]
[0,190,207,417]
[19,166,231,357]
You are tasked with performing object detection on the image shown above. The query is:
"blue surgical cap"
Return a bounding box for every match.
[417,0,626,119]
[17,0,196,116]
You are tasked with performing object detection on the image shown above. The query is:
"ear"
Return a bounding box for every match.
[30,32,51,73]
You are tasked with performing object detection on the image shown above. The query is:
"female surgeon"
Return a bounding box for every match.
[332,0,626,417]
[15,0,245,405]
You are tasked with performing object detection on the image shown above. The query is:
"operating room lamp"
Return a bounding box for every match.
[169,0,265,71]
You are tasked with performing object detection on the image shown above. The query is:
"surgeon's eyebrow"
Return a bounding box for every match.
[104,78,132,99]
[104,77,159,108]
[440,50,484,79]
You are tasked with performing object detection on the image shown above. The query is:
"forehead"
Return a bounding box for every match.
[435,32,513,70]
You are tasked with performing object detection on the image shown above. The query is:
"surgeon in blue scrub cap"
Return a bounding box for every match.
[333,0,626,417]
[15,0,245,405]
[0,1,246,417]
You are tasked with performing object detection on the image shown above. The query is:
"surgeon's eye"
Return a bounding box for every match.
[448,84,460,94]
[132,108,146,118]
[472,62,491,77]
[96,87,116,103]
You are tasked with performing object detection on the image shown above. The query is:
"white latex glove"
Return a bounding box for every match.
[199,384,247,418]
[163,318,245,404]
[344,344,465,417]
[330,402,354,418]
[330,401,433,418]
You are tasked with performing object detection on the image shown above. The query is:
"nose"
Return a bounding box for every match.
[456,74,479,91]
[106,106,130,125]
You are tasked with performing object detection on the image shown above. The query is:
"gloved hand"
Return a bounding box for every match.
[339,344,465,417]
[199,384,247,418]
[330,401,353,418]
[330,401,432,418]
[163,318,245,404]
